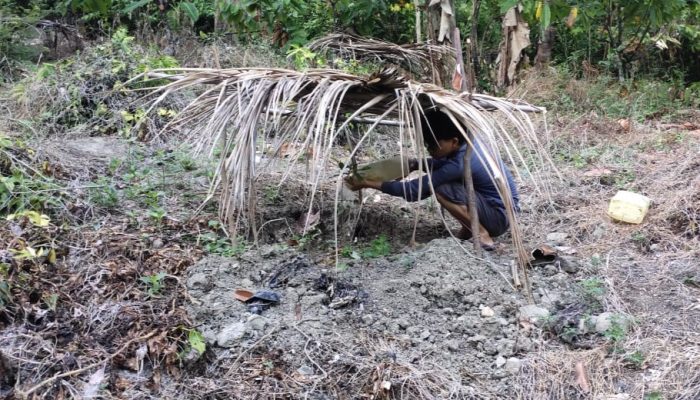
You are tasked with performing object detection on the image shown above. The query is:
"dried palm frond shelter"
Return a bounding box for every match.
[307,33,455,81]
[131,66,549,295]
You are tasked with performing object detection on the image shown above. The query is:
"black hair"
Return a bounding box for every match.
[419,109,467,147]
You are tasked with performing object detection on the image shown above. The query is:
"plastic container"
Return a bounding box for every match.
[354,156,411,182]
[607,190,651,224]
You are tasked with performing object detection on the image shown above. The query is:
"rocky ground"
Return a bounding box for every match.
[176,234,605,398]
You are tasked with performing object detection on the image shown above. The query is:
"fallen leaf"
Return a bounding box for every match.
[574,361,590,393]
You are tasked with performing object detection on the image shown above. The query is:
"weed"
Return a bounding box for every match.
[580,277,605,310]
[603,316,627,344]
[625,350,646,369]
[292,229,321,250]
[140,272,166,297]
[361,235,391,258]
[187,328,206,355]
[90,177,119,208]
[201,233,246,257]
[340,245,361,260]
[148,207,167,224]
[644,392,663,400]
[264,186,280,203]
[107,158,123,175]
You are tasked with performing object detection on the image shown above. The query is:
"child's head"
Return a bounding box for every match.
[419,109,466,158]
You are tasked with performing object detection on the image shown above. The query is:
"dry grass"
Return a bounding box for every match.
[511,72,700,400]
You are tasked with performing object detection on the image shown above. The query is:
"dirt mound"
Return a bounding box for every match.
[183,239,582,398]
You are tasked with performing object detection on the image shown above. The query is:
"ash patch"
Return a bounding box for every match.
[185,239,582,397]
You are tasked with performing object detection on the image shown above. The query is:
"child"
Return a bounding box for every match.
[344,109,519,250]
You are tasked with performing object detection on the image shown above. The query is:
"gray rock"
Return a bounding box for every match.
[467,334,487,344]
[187,273,209,290]
[514,337,535,353]
[495,355,507,368]
[246,315,267,332]
[483,341,499,355]
[594,312,629,334]
[519,305,550,323]
[216,322,246,347]
[397,318,411,330]
[419,329,431,340]
[559,256,580,273]
[504,357,523,374]
[496,338,515,357]
[480,306,495,317]
[546,232,569,246]
[542,264,558,276]
[446,339,461,352]
[361,314,374,325]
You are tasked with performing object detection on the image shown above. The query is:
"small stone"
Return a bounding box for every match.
[397,318,411,330]
[480,306,495,318]
[446,340,460,352]
[496,338,515,357]
[504,357,523,374]
[519,305,550,323]
[594,312,628,334]
[419,285,428,295]
[246,315,267,332]
[216,322,246,347]
[649,243,661,252]
[152,238,164,249]
[546,232,569,246]
[186,273,208,290]
[542,264,558,276]
[559,256,580,273]
[495,355,507,368]
[497,317,509,326]
[361,314,374,325]
[483,341,498,355]
[467,334,487,344]
[297,365,315,376]
[514,337,534,353]
[419,329,431,340]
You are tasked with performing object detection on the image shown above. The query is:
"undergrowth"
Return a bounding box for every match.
[9,27,184,138]
[520,68,700,121]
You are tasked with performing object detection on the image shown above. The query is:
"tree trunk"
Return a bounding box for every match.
[535,26,556,67]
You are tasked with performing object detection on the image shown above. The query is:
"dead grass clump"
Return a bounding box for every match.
[165,332,480,400]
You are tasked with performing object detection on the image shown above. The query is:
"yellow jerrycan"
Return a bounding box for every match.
[354,156,411,182]
[607,190,651,224]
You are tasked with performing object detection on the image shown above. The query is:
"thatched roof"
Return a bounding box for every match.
[132,66,550,297]
[307,33,455,78]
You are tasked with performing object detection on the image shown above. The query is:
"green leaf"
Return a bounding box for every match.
[542,3,551,29]
[180,1,200,24]
[122,0,151,13]
[188,329,206,354]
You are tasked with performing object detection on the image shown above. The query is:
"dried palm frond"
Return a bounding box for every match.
[307,33,455,79]
[129,66,551,297]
